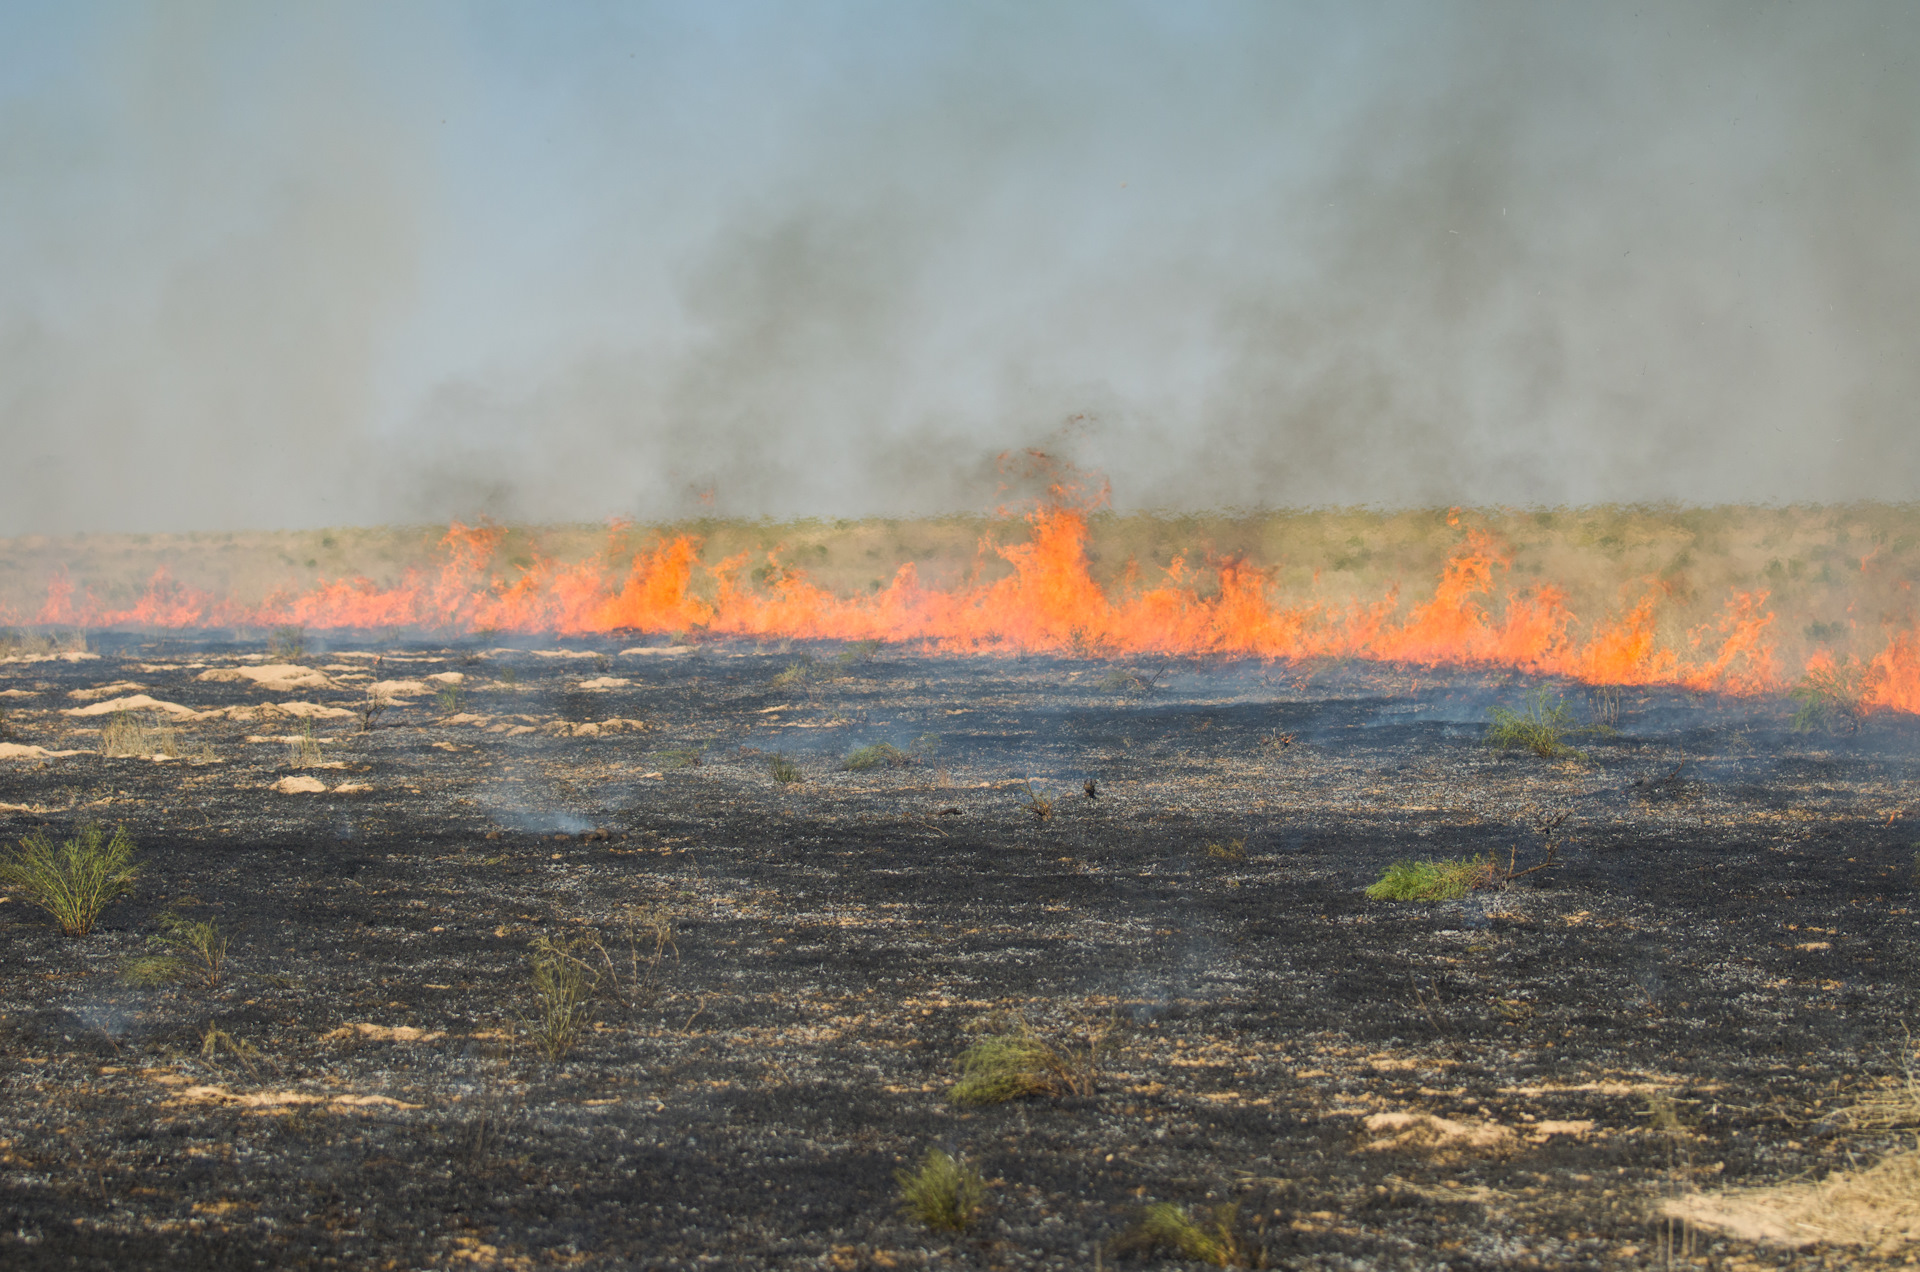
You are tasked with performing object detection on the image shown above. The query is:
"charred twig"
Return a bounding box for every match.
[1083,779,1098,800]
[1019,782,1055,822]
[1503,808,1572,882]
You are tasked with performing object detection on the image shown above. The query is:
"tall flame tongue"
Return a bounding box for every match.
[22,496,1920,713]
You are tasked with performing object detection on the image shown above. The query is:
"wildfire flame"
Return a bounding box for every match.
[18,492,1920,715]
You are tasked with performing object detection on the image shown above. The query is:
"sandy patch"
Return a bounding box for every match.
[1359,1110,1517,1158]
[1669,1148,1920,1248]
[621,646,695,657]
[160,1081,421,1114]
[541,718,645,737]
[0,651,98,664]
[425,671,464,684]
[0,688,36,698]
[67,681,146,701]
[196,664,336,692]
[274,701,357,720]
[271,775,328,794]
[576,676,631,689]
[442,713,492,726]
[368,679,431,699]
[62,694,198,718]
[0,743,88,762]
[322,1023,446,1044]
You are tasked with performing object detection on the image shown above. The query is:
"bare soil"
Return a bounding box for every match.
[2,637,1918,1269]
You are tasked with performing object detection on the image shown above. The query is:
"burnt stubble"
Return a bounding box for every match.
[2,637,1917,1268]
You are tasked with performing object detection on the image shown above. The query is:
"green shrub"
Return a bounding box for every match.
[156,911,231,986]
[1487,688,1584,759]
[844,742,910,771]
[1115,1202,1246,1267]
[0,824,138,936]
[1791,658,1869,732]
[1366,855,1500,902]
[896,1149,987,1232]
[656,746,702,769]
[267,625,306,660]
[948,1017,1108,1105]
[770,657,815,689]
[436,684,464,714]
[768,754,803,784]
[1205,839,1247,862]
[835,639,882,667]
[524,933,601,1060]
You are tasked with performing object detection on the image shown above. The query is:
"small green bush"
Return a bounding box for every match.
[835,639,882,667]
[1791,659,1869,732]
[1366,855,1500,902]
[0,824,138,936]
[770,657,815,689]
[1487,688,1584,759]
[155,911,231,986]
[844,742,910,771]
[896,1149,986,1232]
[948,1016,1108,1105]
[656,746,702,769]
[525,933,601,1060]
[1115,1202,1246,1267]
[267,625,307,660]
[768,754,803,784]
[949,1033,1063,1105]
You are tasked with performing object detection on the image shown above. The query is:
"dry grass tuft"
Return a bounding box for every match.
[99,710,180,759]
[289,720,325,767]
[895,1149,987,1233]
[768,754,803,785]
[0,823,138,936]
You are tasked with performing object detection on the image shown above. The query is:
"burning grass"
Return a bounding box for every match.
[9,503,1920,715]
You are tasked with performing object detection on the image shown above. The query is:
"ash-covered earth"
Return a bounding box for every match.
[2,636,1918,1270]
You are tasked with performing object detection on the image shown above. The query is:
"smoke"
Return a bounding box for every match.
[3,3,1918,533]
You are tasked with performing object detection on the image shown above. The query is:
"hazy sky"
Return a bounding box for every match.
[2,1,1917,533]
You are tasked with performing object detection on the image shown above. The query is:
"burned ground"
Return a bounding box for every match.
[1,638,1918,1269]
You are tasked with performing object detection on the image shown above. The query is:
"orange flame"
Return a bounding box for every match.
[17,503,1920,714]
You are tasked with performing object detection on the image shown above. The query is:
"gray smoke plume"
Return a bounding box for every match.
[2,2,1917,534]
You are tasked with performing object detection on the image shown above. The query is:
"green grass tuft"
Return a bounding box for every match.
[768,754,803,784]
[1115,1202,1247,1266]
[1487,687,1585,759]
[1366,855,1500,902]
[524,933,602,1061]
[896,1149,987,1232]
[844,742,910,771]
[0,823,138,936]
[1791,658,1869,732]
